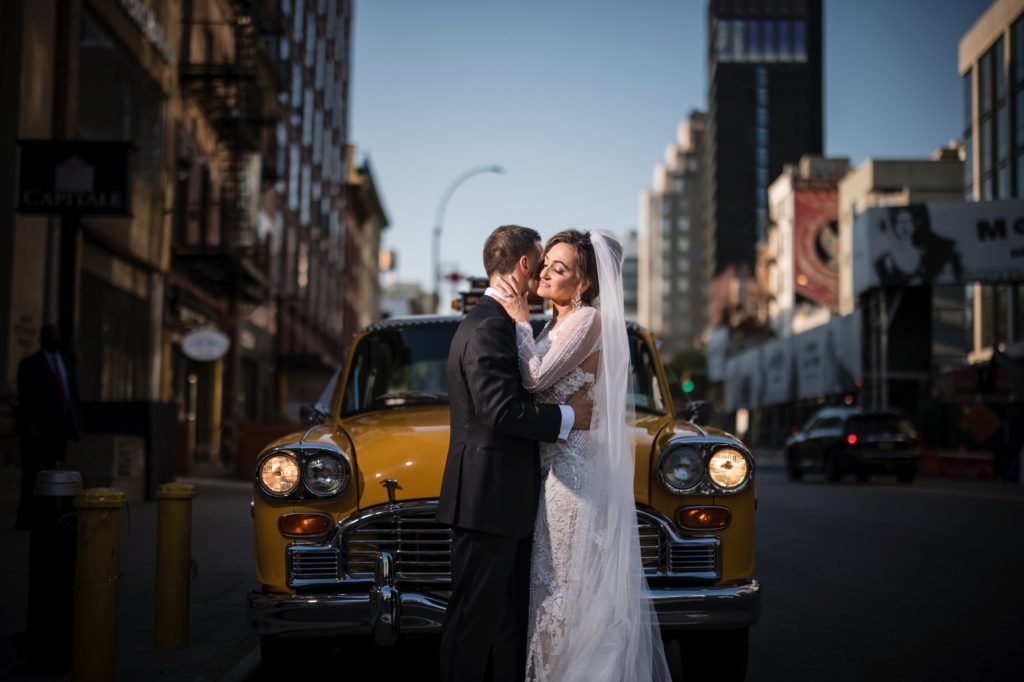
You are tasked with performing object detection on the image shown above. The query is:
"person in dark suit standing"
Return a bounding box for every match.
[437,225,592,682]
[15,324,83,529]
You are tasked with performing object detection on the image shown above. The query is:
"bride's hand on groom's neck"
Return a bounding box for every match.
[494,276,530,323]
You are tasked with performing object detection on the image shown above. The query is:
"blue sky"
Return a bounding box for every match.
[350,0,990,295]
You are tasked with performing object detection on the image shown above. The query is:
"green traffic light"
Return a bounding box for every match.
[682,380,695,393]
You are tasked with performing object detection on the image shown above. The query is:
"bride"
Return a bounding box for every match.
[494,230,671,682]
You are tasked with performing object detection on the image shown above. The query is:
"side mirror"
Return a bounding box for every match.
[299,405,327,426]
[681,400,712,425]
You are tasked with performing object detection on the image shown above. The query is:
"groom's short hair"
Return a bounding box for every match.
[483,225,541,277]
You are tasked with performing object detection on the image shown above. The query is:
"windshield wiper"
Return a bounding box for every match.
[372,391,449,407]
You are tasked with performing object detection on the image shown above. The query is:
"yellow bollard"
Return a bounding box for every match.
[71,487,125,682]
[154,482,196,649]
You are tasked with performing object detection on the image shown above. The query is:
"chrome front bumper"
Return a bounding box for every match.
[249,554,761,644]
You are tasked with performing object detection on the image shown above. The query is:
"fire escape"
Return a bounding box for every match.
[176,0,280,304]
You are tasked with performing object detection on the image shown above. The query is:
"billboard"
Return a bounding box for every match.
[793,188,839,306]
[853,200,1024,296]
[723,311,862,411]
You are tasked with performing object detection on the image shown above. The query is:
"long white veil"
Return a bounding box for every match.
[547,231,671,681]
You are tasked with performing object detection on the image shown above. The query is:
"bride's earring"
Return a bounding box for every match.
[571,290,583,310]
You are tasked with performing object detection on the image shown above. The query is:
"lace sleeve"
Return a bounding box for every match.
[514,307,601,393]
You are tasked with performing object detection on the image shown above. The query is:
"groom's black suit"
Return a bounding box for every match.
[437,294,563,682]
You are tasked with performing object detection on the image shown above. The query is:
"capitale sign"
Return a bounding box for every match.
[17,140,132,215]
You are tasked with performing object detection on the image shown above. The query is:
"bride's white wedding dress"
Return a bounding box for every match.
[513,232,671,682]
[514,306,602,681]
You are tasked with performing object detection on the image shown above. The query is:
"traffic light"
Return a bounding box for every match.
[682,373,694,394]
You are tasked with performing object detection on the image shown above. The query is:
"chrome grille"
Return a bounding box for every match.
[286,503,722,587]
[288,544,341,585]
[343,508,451,579]
[669,544,717,574]
[637,515,663,573]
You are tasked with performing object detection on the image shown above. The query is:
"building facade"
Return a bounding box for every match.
[621,229,639,322]
[1,0,387,484]
[706,0,823,276]
[0,0,182,472]
[960,0,1024,364]
[269,0,364,423]
[638,112,709,356]
[168,0,282,470]
[762,155,849,338]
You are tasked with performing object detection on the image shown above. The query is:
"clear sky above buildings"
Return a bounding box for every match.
[351,0,991,295]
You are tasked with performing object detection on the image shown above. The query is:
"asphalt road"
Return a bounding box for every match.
[238,471,1024,681]
[747,470,1024,681]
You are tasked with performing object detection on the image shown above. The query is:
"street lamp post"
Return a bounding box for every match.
[432,165,504,312]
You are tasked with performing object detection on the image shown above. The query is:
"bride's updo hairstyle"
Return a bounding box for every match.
[543,230,609,305]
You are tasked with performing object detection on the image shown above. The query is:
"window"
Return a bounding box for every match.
[996,39,1006,100]
[291,62,302,108]
[305,13,316,67]
[1014,284,1024,343]
[982,116,992,173]
[629,336,665,414]
[288,144,300,211]
[794,21,807,61]
[778,20,791,61]
[964,70,973,129]
[764,21,776,61]
[732,20,746,60]
[747,20,762,60]
[757,126,768,147]
[981,50,992,115]
[77,12,164,190]
[293,0,304,42]
[965,130,974,190]
[300,163,312,225]
[302,86,314,145]
[715,20,732,61]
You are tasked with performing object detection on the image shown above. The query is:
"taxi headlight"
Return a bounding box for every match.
[708,448,749,490]
[258,453,300,496]
[658,446,704,492]
[303,452,350,497]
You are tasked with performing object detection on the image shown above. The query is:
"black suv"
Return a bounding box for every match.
[785,407,921,483]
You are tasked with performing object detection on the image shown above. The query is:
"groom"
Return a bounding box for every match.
[437,225,591,682]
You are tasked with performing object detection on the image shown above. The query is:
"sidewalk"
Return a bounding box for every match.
[0,476,258,681]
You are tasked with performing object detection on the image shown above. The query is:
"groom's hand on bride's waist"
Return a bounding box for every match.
[569,390,593,430]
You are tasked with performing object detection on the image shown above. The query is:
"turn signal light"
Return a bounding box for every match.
[278,513,332,537]
[677,506,731,530]
[847,434,858,445]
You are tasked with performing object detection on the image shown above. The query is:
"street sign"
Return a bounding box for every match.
[182,328,231,362]
[16,140,132,215]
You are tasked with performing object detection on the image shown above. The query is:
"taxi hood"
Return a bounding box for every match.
[339,406,451,508]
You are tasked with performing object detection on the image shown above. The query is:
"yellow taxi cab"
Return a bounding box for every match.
[247,313,761,679]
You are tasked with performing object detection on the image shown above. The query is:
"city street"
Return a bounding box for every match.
[231,469,1024,681]
[747,470,1024,681]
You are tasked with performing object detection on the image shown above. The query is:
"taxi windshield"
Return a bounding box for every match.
[340,320,665,416]
[342,325,454,414]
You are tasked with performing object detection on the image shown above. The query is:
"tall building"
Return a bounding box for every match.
[638,112,709,356]
[271,0,362,421]
[959,0,1024,365]
[706,0,823,278]
[621,229,639,322]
